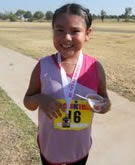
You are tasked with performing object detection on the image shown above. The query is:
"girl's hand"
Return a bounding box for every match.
[93,98,111,114]
[39,94,66,119]
[87,94,111,113]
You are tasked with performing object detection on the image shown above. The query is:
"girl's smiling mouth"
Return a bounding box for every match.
[61,43,73,49]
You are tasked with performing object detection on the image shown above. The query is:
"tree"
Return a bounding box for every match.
[8,12,17,22]
[33,11,44,20]
[92,14,98,20]
[15,9,25,20]
[119,14,125,19]
[23,11,33,21]
[124,7,132,21]
[45,11,53,20]
[117,16,120,22]
[0,11,13,20]
[131,15,135,19]
[0,13,6,20]
[100,10,106,22]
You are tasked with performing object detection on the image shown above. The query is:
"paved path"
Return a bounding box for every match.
[0,45,135,165]
[95,27,135,34]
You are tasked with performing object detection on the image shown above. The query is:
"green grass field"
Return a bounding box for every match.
[0,87,41,164]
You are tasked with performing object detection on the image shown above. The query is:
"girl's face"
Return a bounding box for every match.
[53,13,91,59]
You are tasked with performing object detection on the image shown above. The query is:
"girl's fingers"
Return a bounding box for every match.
[56,108,62,117]
[46,111,58,119]
[56,102,66,112]
[46,112,53,119]
[61,104,66,112]
[52,111,58,118]
[42,100,67,119]
[94,99,110,113]
[94,105,101,110]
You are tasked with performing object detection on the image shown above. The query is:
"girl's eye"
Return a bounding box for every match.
[74,31,80,33]
[56,29,64,32]
[72,30,80,34]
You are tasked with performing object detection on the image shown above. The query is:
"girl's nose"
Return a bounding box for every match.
[64,33,72,41]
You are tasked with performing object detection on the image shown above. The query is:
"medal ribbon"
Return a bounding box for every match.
[57,51,83,115]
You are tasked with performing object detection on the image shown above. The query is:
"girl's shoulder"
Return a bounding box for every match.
[39,54,54,62]
[83,53,97,67]
[83,54,104,73]
[83,53,97,62]
[39,54,58,75]
[39,54,57,66]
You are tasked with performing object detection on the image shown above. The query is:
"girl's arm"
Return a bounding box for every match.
[97,61,111,113]
[23,61,65,119]
[23,62,41,111]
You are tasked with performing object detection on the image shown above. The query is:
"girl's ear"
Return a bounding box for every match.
[85,27,93,41]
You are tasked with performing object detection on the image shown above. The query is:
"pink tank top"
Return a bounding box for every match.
[38,54,99,164]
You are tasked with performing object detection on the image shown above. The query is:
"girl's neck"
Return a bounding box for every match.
[61,51,82,64]
[57,51,83,75]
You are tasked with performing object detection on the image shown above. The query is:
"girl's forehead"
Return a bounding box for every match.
[54,13,86,27]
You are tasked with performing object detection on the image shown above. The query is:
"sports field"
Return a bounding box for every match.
[0,21,135,101]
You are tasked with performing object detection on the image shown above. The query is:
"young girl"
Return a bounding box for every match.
[24,3,111,165]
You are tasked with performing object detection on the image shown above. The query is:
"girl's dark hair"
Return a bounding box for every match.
[52,3,92,29]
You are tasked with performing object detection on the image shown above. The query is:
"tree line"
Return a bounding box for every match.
[0,10,53,22]
[0,7,134,22]
[99,7,134,22]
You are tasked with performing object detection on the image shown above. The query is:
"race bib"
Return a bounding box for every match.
[53,99,93,131]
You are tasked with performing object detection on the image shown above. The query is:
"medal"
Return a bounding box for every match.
[62,116,70,128]
[57,52,83,128]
